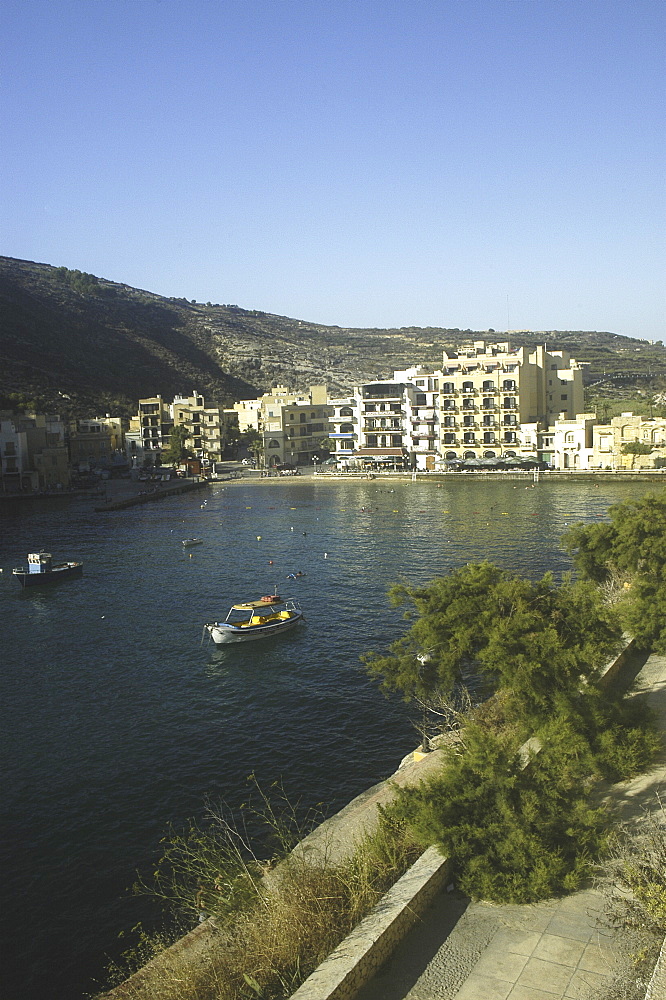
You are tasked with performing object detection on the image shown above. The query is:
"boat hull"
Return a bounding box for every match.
[206,612,303,645]
[13,562,83,588]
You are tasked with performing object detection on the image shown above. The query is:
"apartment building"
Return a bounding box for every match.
[592,413,666,470]
[260,385,330,466]
[125,395,172,467]
[68,415,125,467]
[436,341,584,463]
[328,396,359,461]
[0,412,70,491]
[126,391,227,470]
[172,391,225,473]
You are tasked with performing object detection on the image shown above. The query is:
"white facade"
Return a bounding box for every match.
[550,414,596,470]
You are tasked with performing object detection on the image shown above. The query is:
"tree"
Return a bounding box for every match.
[387,718,607,902]
[362,562,622,731]
[239,429,264,465]
[163,424,192,465]
[563,495,666,584]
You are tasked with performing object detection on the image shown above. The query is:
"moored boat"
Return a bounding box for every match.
[182,538,203,547]
[12,551,83,588]
[203,594,304,645]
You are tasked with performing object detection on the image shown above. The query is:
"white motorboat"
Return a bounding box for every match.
[203,595,304,645]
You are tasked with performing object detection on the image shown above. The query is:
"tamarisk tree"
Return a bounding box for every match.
[362,562,622,732]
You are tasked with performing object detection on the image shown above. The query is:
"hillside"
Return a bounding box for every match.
[1,255,665,418]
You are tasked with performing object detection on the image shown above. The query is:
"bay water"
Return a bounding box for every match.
[0,476,656,999]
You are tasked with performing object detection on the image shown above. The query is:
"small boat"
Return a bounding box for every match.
[12,551,83,588]
[182,538,203,547]
[203,594,304,645]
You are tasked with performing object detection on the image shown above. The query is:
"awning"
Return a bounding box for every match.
[354,448,406,456]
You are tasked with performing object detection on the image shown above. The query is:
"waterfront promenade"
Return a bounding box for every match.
[352,651,666,1000]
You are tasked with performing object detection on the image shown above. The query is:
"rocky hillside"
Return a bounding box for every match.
[1,255,664,418]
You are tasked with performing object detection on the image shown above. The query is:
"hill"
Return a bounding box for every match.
[1,255,665,418]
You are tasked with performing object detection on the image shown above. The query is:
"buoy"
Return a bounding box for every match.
[268,560,274,565]
[256,535,262,541]
[324,552,328,558]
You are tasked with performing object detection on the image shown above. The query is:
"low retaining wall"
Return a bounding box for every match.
[289,847,450,1000]
[94,479,208,511]
[646,935,666,1000]
[599,636,637,687]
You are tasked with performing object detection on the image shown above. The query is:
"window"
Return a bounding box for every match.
[482,380,494,391]
[462,398,474,410]
[367,435,377,447]
[504,431,516,443]
[443,399,456,410]
[442,382,455,393]
[484,433,495,444]
[503,397,516,409]
[268,439,280,449]
[416,393,427,406]
[565,433,574,443]
[482,397,494,409]
[445,451,457,459]
[484,450,496,458]
[502,379,516,391]
[340,406,353,417]
[444,433,455,444]
[463,415,474,427]
[391,435,402,446]
[462,381,474,392]
[561,394,568,401]
[340,423,354,433]
[289,413,294,420]
[444,416,455,427]
[300,414,305,423]
[463,432,475,444]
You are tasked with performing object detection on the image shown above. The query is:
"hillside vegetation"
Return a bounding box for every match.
[1,255,665,418]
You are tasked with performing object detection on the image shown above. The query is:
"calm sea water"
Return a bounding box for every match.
[0,476,659,999]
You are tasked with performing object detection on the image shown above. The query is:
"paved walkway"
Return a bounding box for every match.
[354,652,666,1000]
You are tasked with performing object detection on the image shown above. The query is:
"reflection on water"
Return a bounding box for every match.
[0,476,660,999]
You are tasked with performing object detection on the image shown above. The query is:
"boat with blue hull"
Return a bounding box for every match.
[12,551,83,588]
[204,594,303,645]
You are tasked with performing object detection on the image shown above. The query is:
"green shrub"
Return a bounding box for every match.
[389,721,607,903]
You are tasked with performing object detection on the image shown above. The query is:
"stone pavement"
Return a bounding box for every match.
[354,652,666,1000]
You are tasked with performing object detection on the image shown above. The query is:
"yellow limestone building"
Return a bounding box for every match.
[436,341,585,463]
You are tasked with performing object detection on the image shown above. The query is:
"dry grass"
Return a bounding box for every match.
[98,818,421,1000]
[590,797,666,1000]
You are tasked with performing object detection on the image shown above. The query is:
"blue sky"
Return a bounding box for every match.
[2,0,664,339]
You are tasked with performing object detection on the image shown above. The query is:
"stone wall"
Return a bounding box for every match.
[289,847,450,1000]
